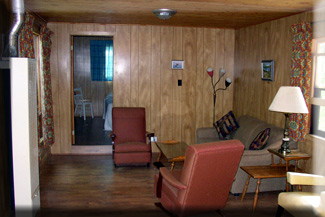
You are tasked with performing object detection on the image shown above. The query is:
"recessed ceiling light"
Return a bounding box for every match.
[153,9,177,20]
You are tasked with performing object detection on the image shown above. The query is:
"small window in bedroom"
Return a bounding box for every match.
[90,39,113,81]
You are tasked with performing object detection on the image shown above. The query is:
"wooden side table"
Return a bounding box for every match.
[268,149,311,191]
[240,166,289,212]
[155,140,187,170]
[241,149,311,212]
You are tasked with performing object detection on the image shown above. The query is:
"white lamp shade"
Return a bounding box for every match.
[269,86,309,114]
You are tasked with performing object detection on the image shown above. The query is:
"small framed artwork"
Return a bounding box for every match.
[261,60,274,81]
[171,60,184,70]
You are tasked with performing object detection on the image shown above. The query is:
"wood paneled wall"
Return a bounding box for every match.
[73,36,113,117]
[48,23,235,154]
[234,9,325,177]
[234,11,312,129]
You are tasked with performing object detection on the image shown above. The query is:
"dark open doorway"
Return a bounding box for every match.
[72,36,113,146]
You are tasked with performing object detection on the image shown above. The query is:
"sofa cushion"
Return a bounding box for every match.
[214,111,239,139]
[249,128,271,150]
[232,116,268,149]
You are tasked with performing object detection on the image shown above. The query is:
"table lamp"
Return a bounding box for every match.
[268,86,309,154]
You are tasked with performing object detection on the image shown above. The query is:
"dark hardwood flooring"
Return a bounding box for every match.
[39,154,293,217]
[74,117,112,145]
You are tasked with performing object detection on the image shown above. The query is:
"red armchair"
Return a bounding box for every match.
[154,140,244,217]
[110,107,153,167]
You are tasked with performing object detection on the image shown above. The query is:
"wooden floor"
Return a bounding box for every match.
[39,154,293,217]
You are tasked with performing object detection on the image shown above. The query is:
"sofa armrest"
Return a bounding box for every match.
[287,172,325,186]
[196,127,220,143]
[197,127,216,138]
[160,167,187,190]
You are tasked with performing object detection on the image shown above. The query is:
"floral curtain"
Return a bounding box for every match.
[19,12,35,58]
[40,25,55,147]
[19,13,42,155]
[289,22,312,141]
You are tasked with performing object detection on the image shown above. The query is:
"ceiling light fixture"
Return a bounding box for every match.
[153,9,177,20]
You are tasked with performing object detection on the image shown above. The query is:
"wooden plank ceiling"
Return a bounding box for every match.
[23,0,318,29]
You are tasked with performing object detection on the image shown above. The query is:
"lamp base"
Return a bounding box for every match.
[278,138,291,154]
[278,113,291,155]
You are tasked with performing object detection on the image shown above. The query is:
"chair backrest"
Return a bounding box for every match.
[74,87,83,96]
[74,94,84,105]
[112,107,146,144]
[178,140,244,212]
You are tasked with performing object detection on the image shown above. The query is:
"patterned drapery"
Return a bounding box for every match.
[289,22,312,141]
[40,25,55,147]
[18,12,35,58]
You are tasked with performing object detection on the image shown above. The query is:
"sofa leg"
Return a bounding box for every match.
[147,163,150,168]
[276,205,284,217]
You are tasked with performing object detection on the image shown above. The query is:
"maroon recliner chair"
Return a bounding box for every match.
[110,107,153,167]
[154,140,244,217]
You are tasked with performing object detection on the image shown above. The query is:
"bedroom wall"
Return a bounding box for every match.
[73,36,113,117]
[48,23,235,154]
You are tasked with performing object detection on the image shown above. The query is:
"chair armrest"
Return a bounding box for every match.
[287,172,325,186]
[109,133,116,142]
[146,132,155,138]
[160,167,187,190]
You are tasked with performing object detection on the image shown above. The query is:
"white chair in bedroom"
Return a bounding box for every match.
[73,88,94,120]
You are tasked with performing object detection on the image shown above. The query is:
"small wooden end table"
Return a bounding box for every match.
[268,149,311,191]
[241,149,311,212]
[155,140,188,170]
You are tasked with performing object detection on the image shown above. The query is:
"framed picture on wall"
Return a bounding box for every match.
[261,60,274,81]
[171,60,184,69]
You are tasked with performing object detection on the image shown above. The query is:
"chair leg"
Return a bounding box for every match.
[83,103,86,120]
[276,205,284,217]
[90,103,94,119]
[76,105,82,117]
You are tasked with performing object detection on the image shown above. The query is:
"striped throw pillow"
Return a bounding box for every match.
[214,111,240,140]
[249,128,271,150]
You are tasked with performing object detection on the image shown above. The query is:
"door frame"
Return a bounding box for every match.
[70,30,115,154]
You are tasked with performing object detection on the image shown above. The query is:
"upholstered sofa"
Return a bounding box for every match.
[196,115,297,194]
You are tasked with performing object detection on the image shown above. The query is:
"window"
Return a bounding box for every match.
[89,40,113,81]
[310,37,325,138]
